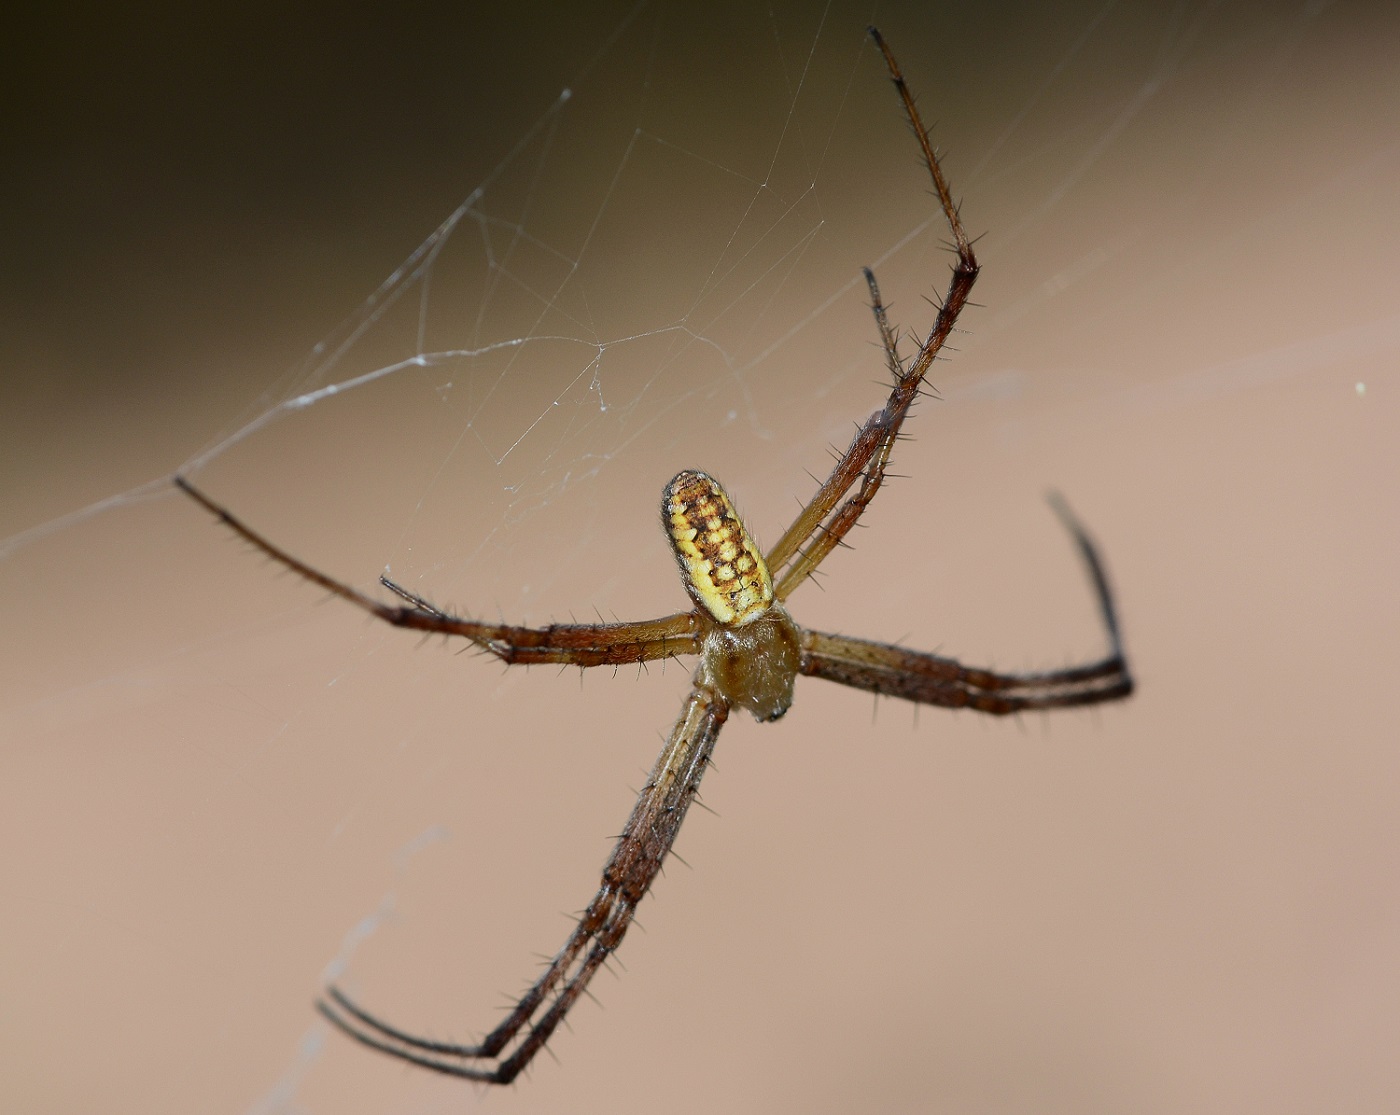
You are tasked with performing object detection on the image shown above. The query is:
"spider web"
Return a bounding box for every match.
[174,2,898,621]
[5,2,1399,1113]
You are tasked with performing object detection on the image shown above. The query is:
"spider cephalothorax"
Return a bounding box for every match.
[176,27,1132,1085]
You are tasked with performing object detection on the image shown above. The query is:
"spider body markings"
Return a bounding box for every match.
[176,27,1132,1084]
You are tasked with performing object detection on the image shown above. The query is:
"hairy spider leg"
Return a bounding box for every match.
[318,687,729,1082]
[765,27,979,601]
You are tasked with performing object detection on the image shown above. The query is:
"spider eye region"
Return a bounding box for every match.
[663,470,773,626]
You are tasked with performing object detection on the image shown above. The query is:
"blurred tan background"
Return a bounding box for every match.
[3,2,1398,1112]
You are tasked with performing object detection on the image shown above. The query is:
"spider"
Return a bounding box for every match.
[176,28,1132,1084]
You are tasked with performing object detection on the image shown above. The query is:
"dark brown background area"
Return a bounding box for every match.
[3,2,1398,1113]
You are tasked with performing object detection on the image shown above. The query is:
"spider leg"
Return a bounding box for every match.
[799,496,1133,713]
[317,685,730,1083]
[1045,491,1127,660]
[378,574,452,620]
[865,267,905,382]
[175,477,700,666]
[802,632,1131,714]
[766,28,979,600]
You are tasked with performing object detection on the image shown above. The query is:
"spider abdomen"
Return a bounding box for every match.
[664,470,773,626]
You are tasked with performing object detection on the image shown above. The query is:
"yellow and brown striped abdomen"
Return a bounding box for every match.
[664,470,773,627]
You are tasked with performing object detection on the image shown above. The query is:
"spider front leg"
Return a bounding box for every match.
[802,632,1132,714]
[318,684,730,1083]
[799,495,1133,713]
[766,28,979,600]
[175,476,701,666]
